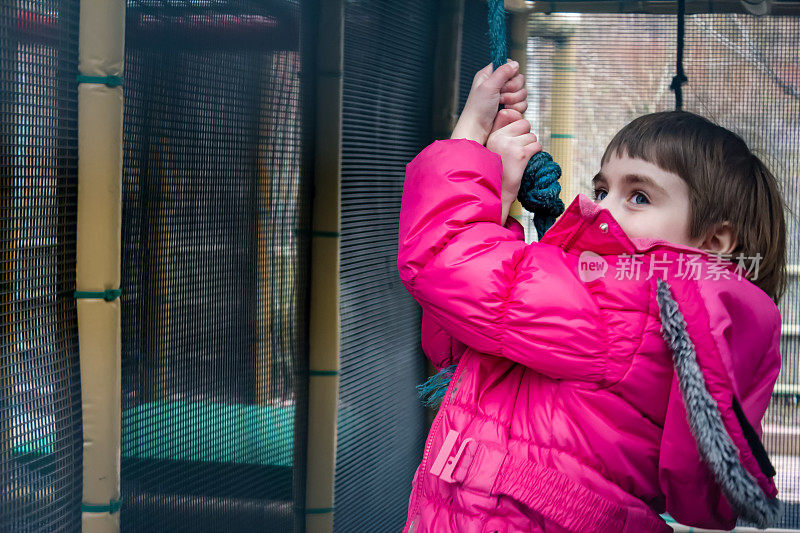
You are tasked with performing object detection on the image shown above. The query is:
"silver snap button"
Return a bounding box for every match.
[599,222,609,233]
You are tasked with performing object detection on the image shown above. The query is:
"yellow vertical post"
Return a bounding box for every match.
[76,0,125,531]
[526,13,578,209]
[549,34,577,203]
[305,0,343,531]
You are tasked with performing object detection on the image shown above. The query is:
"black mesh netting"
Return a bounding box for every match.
[0,1,83,531]
[525,9,800,529]
[119,1,311,531]
[332,1,437,531]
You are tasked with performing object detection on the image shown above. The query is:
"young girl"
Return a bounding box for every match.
[397,61,787,532]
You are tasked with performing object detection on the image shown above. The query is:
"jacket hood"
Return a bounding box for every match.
[656,278,782,528]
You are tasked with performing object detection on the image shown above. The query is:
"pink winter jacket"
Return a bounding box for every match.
[397,138,783,532]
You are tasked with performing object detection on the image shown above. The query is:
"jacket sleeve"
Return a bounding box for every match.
[398,139,609,383]
[420,216,525,371]
[657,278,782,529]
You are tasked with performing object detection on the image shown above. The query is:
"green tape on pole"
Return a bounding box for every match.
[77,74,123,87]
[550,133,574,139]
[74,289,122,301]
[82,498,122,514]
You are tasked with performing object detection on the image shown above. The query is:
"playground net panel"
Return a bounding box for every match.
[0,0,83,531]
[332,1,437,531]
[119,1,309,531]
[525,10,800,529]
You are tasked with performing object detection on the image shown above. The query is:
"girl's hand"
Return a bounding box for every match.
[486,108,542,225]
[450,60,528,145]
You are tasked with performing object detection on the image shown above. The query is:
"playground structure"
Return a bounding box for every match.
[1,0,799,532]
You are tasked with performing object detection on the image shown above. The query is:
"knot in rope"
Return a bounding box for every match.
[519,152,565,240]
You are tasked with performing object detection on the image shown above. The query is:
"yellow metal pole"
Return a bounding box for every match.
[527,15,578,207]
[305,0,343,530]
[549,34,577,203]
[76,0,125,531]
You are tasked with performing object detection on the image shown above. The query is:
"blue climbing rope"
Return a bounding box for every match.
[417,1,566,410]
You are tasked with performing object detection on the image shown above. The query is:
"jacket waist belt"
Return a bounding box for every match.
[430,430,672,533]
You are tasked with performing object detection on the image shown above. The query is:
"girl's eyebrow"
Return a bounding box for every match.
[592,172,668,197]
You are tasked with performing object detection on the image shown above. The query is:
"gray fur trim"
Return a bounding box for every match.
[655,278,783,529]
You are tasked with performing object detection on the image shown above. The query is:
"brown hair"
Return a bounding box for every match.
[601,111,789,304]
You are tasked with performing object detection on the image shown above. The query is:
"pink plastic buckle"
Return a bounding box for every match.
[429,430,474,483]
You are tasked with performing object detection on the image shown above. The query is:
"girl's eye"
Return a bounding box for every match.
[592,189,649,205]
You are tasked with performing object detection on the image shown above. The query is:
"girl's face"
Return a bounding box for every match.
[591,153,703,249]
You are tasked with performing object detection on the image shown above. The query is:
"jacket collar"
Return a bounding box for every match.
[539,193,740,275]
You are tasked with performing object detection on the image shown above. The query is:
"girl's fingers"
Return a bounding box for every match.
[501,118,531,136]
[504,101,528,115]
[491,108,524,133]
[500,88,527,105]
[510,133,539,149]
[473,59,515,88]
[518,138,542,161]
[484,61,519,92]
[501,73,525,94]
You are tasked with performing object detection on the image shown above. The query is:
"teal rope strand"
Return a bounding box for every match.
[416,365,457,409]
[488,0,565,241]
[488,0,508,73]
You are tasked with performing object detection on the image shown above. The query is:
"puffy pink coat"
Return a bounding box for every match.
[397,139,783,532]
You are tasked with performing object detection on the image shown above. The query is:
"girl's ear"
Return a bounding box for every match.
[700,221,738,255]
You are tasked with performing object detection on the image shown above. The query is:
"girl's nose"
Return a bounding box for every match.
[596,196,620,224]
